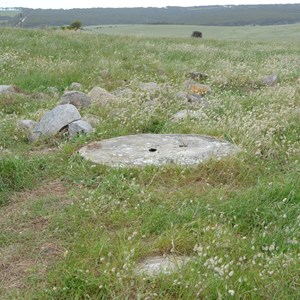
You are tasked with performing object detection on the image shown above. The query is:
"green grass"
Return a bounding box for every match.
[0,27,299,299]
[86,23,300,43]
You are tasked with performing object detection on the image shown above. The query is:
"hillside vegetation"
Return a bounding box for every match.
[0,28,299,299]
[87,23,300,42]
[1,4,300,27]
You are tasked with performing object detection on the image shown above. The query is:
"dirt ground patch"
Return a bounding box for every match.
[0,180,71,297]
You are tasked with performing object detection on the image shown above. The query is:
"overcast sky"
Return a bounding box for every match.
[1,1,300,9]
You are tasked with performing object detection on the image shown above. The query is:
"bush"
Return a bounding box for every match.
[191,31,202,38]
[68,20,82,30]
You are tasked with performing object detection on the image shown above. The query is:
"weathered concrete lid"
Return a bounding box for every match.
[79,134,239,167]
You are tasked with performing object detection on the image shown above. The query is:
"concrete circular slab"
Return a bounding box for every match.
[79,134,239,167]
[135,255,190,276]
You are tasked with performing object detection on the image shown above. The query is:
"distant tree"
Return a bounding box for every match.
[191,31,202,38]
[68,20,82,30]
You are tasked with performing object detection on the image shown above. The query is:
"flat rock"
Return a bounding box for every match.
[29,104,81,142]
[0,85,17,94]
[68,120,93,137]
[135,255,190,276]
[79,134,240,167]
[60,91,91,109]
[88,87,116,106]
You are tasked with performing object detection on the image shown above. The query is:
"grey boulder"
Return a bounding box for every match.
[29,104,81,142]
[60,91,91,109]
[68,120,93,137]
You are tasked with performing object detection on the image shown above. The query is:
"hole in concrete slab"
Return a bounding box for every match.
[79,134,240,167]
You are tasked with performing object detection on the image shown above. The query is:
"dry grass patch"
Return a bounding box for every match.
[0,180,72,297]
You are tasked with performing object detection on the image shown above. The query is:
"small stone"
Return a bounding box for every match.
[60,91,91,109]
[68,120,93,137]
[190,84,211,96]
[183,79,197,88]
[100,69,110,78]
[48,87,59,96]
[69,82,83,90]
[172,110,203,122]
[188,71,208,81]
[88,87,116,106]
[112,87,133,97]
[18,120,37,131]
[176,91,188,100]
[33,92,50,100]
[82,115,101,127]
[187,94,206,104]
[0,85,17,94]
[140,82,161,92]
[262,74,279,86]
[135,255,190,276]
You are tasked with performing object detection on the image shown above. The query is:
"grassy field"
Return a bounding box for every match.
[0,27,299,299]
[86,23,300,43]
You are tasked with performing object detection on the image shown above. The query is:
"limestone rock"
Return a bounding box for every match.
[29,104,81,142]
[60,91,91,109]
[88,87,115,106]
[79,134,240,167]
[0,85,17,94]
[135,255,190,276]
[68,120,93,137]
[262,74,279,86]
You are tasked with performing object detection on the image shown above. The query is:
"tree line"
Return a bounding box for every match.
[1,5,300,28]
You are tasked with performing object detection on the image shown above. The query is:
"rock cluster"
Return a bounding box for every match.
[21,104,93,142]
[8,71,279,149]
